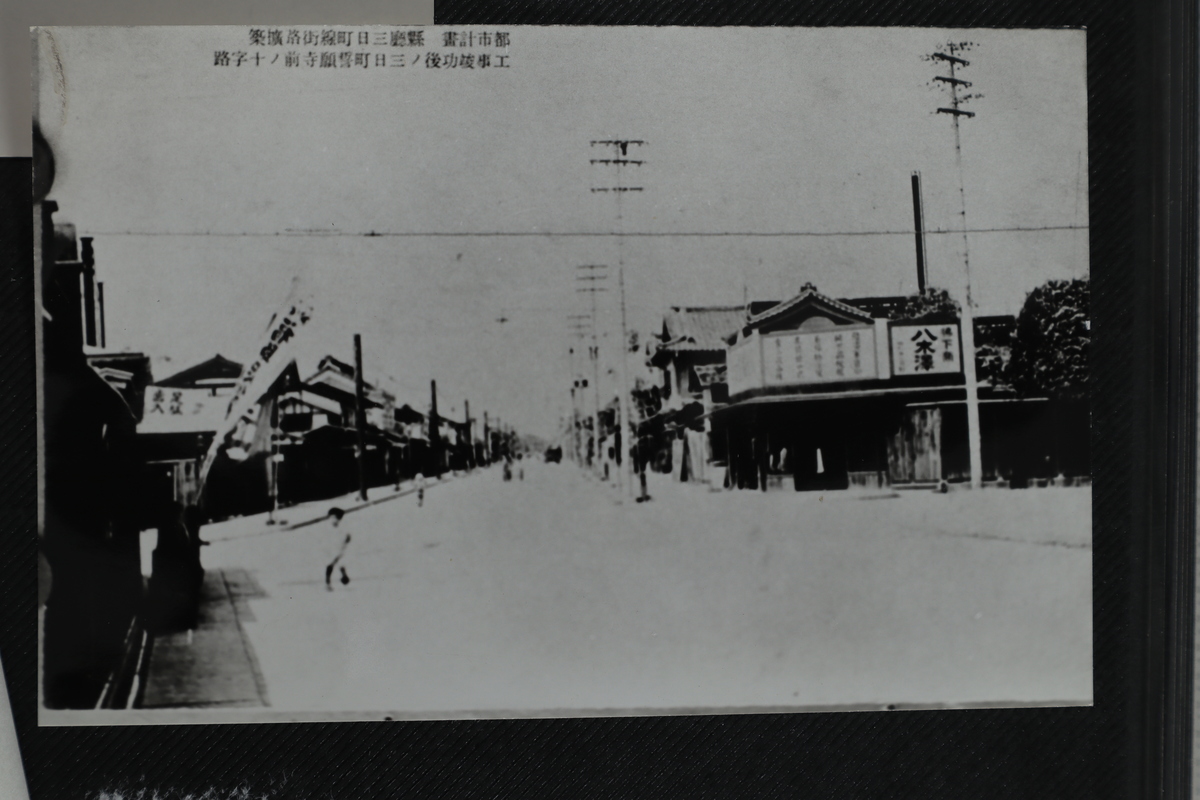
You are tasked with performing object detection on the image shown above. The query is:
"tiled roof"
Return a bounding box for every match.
[156,354,243,388]
[660,306,748,352]
[745,288,874,331]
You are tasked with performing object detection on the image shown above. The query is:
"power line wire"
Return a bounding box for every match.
[80,225,1087,238]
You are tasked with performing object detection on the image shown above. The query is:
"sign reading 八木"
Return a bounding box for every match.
[889,322,961,376]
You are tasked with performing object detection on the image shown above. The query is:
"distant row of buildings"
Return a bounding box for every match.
[123,350,503,523]
[36,198,512,707]
[631,283,1089,492]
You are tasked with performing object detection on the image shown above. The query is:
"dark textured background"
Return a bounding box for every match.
[1,0,1192,795]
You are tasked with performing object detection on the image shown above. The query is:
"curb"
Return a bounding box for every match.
[280,472,462,531]
[95,612,148,710]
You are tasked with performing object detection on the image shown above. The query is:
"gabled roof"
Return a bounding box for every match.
[394,404,426,424]
[660,305,748,351]
[737,287,875,339]
[749,295,913,322]
[305,356,394,408]
[156,354,243,388]
[301,374,389,409]
[316,354,355,377]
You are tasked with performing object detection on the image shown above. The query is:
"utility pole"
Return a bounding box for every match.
[464,399,473,470]
[617,266,633,495]
[266,396,280,524]
[567,313,592,467]
[97,281,106,349]
[483,410,490,465]
[576,266,608,482]
[353,333,369,501]
[81,238,97,347]
[429,380,441,478]
[567,342,580,464]
[931,44,984,489]
[591,138,644,498]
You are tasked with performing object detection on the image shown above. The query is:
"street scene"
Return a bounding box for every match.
[153,466,1089,716]
[33,26,1091,721]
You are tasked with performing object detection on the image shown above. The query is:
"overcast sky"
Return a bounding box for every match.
[36,26,1088,437]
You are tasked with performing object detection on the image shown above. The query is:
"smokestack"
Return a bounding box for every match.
[429,380,441,477]
[354,334,368,501]
[910,172,928,295]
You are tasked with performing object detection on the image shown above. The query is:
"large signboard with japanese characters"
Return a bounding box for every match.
[762,326,879,387]
[139,387,228,435]
[728,326,880,395]
[889,322,962,376]
[726,333,762,397]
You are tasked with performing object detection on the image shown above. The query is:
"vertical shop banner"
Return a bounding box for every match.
[197,284,315,488]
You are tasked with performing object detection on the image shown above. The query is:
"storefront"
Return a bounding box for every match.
[718,287,969,491]
[715,287,1088,491]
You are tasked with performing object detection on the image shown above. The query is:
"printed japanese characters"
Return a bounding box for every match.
[34,27,1091,724]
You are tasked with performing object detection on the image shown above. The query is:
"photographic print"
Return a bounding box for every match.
[33,26,1091,723]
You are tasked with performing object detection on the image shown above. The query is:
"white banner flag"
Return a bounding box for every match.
[196,283,315,490]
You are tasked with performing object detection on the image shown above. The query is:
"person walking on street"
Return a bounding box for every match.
[634,436,652,503]
[324,507,352,590]
[416,472,426,507]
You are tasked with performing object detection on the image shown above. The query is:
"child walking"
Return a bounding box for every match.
[324,507,352,590]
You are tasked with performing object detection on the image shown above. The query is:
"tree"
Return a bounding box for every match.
[975,339,1012,389]
[1005,278,1089,401]
[894,287,960,321]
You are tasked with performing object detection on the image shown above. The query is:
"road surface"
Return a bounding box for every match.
[190,461,1092,717]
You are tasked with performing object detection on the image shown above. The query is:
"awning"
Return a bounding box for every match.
[637,401,705,435]
[710,384,966,416]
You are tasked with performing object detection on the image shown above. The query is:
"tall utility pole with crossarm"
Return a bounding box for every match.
[591,139,644,498]
[930,43,984,489]
[576,266,609,481]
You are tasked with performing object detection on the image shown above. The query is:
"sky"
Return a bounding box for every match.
[35,26,1088,438]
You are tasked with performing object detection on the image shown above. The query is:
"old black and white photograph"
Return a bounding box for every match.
[33,26,1091,723]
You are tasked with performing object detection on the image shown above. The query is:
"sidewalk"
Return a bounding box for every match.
[201,471,464,544]
[138,568,269,709]
[136,472,466,708]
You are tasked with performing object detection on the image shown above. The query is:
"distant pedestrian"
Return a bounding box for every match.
[324,507,352,590]
[634,437,652,503]
[415,472,426,507]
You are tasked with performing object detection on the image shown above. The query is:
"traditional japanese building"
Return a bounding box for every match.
[155,354,242,394]
[645,305,748,482]
[38,206,146,708]
[273,355,409,501]
[648,284,1089,493]
[715,285,1087,491]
